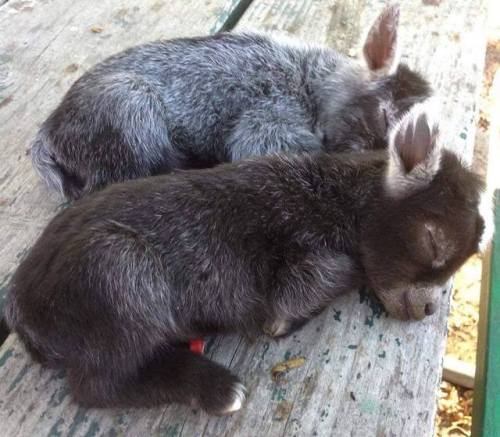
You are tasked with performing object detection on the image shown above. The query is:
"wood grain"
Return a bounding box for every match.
[0,0,489,436]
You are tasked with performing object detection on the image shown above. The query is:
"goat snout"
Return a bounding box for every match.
[405,285,442,320]
[373,284,444,321]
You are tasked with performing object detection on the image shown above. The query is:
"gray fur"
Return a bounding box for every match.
[33,11,431,199]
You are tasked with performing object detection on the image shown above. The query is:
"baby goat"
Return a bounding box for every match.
[32,4,430,200]
[7,101,492,414]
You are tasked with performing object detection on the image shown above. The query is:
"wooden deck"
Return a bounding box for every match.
[0,0,490,435]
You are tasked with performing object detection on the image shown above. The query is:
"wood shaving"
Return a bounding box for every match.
[271,357,306,380]
[436,381,474,436]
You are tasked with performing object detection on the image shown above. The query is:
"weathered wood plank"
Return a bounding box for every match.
[0,0,490,436]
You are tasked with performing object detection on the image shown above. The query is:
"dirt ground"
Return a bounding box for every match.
[435,19,500,437]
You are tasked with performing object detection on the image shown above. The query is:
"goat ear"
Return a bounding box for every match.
[363,4,400,75]
[385,99,441,198]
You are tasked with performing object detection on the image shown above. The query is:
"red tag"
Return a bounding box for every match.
[189,339,205,355]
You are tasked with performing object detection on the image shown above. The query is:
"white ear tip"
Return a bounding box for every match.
[388,97,441,148]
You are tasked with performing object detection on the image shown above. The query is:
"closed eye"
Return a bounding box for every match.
[382,109,389,130]
[427,228,438,259]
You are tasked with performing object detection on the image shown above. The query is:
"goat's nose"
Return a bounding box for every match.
[442,288,448,295]
[425,302,437,316]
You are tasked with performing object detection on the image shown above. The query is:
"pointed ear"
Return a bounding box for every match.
[385,99,441,198]
[363,4,400,75]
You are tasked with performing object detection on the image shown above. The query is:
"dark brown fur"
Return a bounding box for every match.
[5,103,489,414]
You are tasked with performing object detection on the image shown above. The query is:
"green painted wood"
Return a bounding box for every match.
[473,189,500,437]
